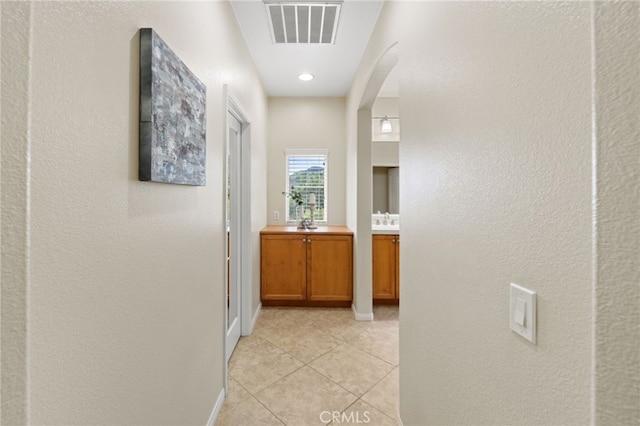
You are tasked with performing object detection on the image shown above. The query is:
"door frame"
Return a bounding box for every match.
[223,85,252,385]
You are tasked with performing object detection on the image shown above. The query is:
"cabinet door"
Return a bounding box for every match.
[261,234,306,300]
[307,235,353,301]
[395,236,400,299]
[372,235,397,299]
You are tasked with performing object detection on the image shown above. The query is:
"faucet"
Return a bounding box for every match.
[383,212,390,225]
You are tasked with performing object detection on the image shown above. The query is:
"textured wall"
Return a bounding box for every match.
[348,1,614,423]
[267,97,346,225]
[1,3,31,424]
[593,2,640,424]
[398,3,594,423]
[2,1,267,424]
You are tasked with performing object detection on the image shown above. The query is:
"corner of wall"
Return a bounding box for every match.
[1,2,32,424]
[593,2,640,423]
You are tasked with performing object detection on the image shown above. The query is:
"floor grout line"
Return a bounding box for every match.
[217,306,399,426]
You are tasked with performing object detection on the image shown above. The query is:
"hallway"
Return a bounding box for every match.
[2,2,637,424]
[216,306,399,425]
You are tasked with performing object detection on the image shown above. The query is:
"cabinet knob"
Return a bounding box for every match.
[302,239,307,243]
[392,239,396,243]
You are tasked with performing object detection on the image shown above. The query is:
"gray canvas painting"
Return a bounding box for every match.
[139,28,206,186]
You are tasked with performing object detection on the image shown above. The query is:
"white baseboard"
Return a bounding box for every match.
[206,387,225,426]
[242,302,262,336]
[352,304,374,321]
[251,303,262,333]
[251,302,262,332]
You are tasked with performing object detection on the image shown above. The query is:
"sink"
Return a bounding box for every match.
[372,224,400,234]
[371,213,400,234]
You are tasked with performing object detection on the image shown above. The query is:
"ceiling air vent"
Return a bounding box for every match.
[264,1,342,44]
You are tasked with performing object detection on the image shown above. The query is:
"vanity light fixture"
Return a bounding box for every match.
[298,72,314,81]
[380,115,393,133]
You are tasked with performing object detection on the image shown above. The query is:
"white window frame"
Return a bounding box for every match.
[284,149,329,224]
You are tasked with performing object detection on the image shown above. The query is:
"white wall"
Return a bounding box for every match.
[348,1,639,424]
[399,3,593,423]
[372,97,399,166]
[267,97,346,225]
[593,2,640,423]
[1,3,31,422]
[1,1,267,424]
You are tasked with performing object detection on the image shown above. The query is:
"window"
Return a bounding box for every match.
[285,150,328,223]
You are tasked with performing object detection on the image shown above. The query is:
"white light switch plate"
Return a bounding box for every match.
[510,283,536,344]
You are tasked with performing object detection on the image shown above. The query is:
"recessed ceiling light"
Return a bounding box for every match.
[298,73,314,81]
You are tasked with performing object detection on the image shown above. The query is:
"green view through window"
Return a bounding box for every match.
[285,152,328,222]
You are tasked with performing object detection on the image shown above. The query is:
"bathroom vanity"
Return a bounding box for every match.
[260,226,353,307]
[372,234,400,304]
[372,214,400,304]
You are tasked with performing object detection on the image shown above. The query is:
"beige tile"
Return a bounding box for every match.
[222,306,400,426]
[229,336,304,394]
[373,305,399,322]
[310,343,394,396]
[304,307,355,327]
[252,309,319,342]
[331,400,397,426]
[321,319,375,343]
[361,367,399,420]
[348,327,399,366]
[256,366,357,426]
[220,377,251,413]
[262,324,343,364]
[215,396,283,426]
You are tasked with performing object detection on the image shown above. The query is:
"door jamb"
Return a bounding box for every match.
[223,85,253,389]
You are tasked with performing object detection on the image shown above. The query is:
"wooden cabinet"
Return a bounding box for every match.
[261,234,307,301]
[261,226,353,307]
[372,234,400,304]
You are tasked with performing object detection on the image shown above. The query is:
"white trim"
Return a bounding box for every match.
[225,86,253,338]
[223,85,254,391]
[284,148,330,157]
[206,388,226,426]
[248,302,262,334]
[352,303,374,321]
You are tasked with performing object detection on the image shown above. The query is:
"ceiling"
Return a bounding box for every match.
[230,0,387,97]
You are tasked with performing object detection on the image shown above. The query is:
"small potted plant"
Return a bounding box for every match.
[282,186,304,228]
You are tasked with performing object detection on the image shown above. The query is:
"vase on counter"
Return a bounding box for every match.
[297,205,305,228]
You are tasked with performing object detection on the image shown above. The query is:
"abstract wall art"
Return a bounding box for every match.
[139,28,207,186]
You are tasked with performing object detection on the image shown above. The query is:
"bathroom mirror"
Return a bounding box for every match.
[372,96,399,214]
[373,166,399,214]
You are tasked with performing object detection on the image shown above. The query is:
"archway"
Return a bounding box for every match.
[353,43,398,319]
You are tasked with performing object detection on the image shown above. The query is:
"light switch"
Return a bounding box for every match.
[515,297,526,327]
[510,283,536,344]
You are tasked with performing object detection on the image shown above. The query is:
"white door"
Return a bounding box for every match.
[226,112,242,362]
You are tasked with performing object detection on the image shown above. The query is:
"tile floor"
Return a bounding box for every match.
[216,305,399,426]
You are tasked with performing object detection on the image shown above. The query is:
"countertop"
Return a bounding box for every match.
[372,227,400,235]
[261,225,353,236]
